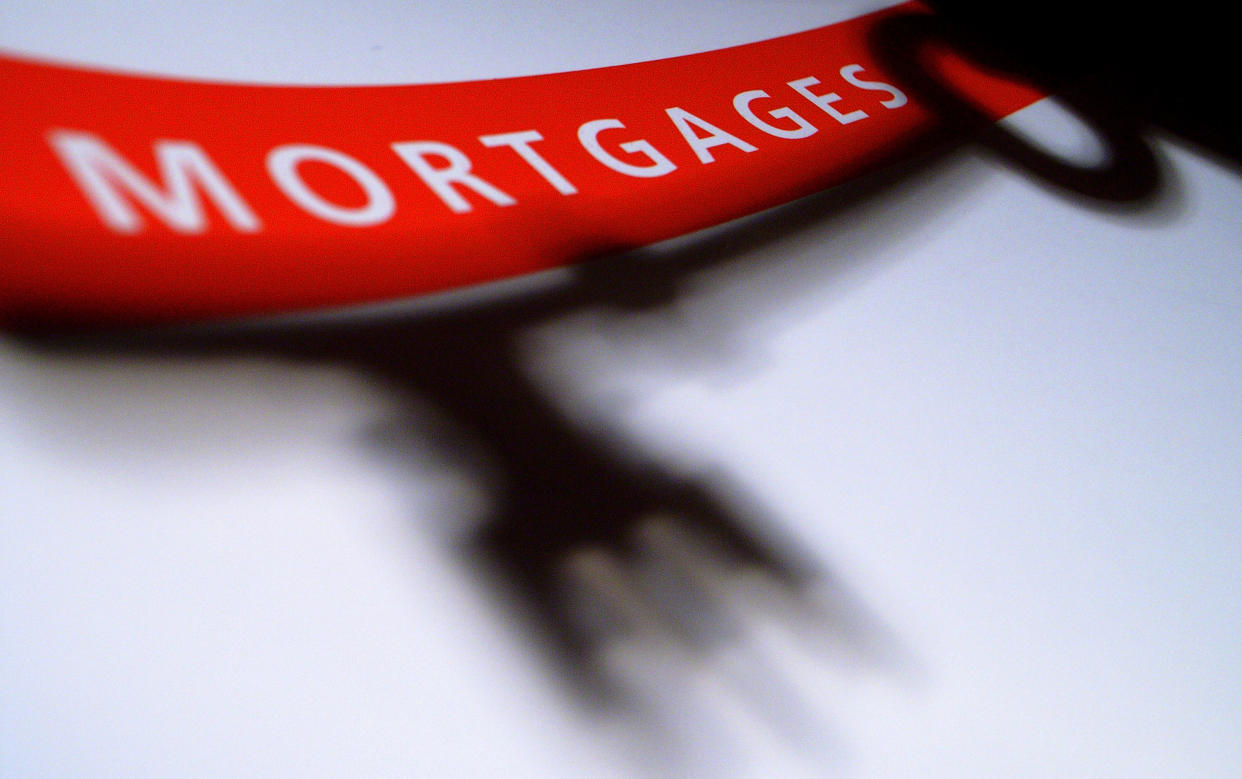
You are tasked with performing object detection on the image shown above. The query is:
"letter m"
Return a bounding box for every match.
[48,130,261,234]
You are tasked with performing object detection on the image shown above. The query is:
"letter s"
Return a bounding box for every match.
[840,64,907,109]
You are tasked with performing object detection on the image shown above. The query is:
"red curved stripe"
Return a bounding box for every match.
[0,1,1042,324]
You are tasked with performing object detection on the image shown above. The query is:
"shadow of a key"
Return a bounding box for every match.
[19,144,948,730]
[14,18,1170,754]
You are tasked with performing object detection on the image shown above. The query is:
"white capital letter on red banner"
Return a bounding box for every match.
[733,90,819,139]
[392,141,516,213]
[267,144,395,227]
[787,77,869,124]
[577,119,678,178]
[48,130,261,234]
[839,64,907,109]
[478,130,577,195]
[665,107,758,163]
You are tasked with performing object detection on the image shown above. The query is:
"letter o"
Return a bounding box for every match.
[267,144,395,226]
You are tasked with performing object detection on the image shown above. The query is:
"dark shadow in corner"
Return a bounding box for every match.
[870,10,1163,205]
[914,0,1241,169]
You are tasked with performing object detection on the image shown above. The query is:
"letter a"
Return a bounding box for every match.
[665,107,758,164]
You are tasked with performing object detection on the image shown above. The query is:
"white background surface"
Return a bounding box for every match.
[3,2,1241,776]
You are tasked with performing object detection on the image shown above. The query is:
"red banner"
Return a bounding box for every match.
[0,1,1041,324]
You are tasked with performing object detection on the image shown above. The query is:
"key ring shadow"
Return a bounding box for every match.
[870,10,1162,205]
[7,14,1179,763]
